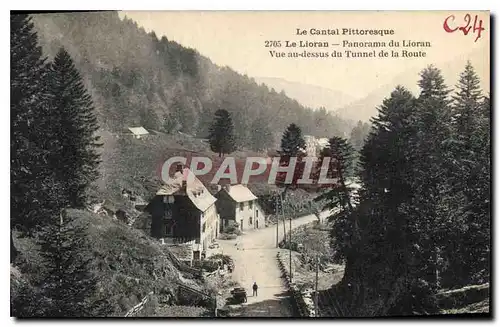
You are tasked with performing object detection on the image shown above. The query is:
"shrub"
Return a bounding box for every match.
[11,270,48,317]
[200,260,220,273]
[208,254,233,266]
[222,221,241,235]
[218,233,237,240]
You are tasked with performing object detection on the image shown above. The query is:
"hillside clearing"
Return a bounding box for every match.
[11,209,209,317]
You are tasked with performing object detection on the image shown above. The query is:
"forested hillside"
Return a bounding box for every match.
[32,11,352,151]
[319,63,491,316]
[12,11,490,318]
[10,13,212,317]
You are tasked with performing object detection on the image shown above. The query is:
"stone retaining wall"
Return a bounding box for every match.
[276,251,316,317]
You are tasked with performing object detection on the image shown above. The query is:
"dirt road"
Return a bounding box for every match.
[218,211,330,317]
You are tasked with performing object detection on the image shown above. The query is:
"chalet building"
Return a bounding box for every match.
[145,166,218,262]
[304,135,330,157]
[128,126,149,139]
[215,184,265,232]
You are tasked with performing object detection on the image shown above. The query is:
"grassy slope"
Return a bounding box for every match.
[288,222,490,316]
[97,130,267,202]
[285,222,344,291]
[12,209,206,316]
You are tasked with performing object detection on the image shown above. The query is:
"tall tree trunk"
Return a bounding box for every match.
[336,160,353,213]
[11,233,18,263]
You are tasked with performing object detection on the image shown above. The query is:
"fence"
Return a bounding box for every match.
[276,251,315,317]
[122,278,215,317]
[176,281,217,314]
[124,291,154,317]
[162,244,202,277]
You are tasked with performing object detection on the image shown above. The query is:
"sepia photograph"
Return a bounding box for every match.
[10,10,491,318]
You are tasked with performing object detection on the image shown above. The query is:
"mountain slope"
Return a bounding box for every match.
[337,48,490,122]
[11,209,206,316]
[254,77,356,112]
[32,11,354,149]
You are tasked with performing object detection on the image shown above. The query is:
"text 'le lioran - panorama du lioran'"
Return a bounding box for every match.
[286,40,432,48]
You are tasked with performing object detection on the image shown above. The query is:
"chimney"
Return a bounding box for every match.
[216,185,222,192]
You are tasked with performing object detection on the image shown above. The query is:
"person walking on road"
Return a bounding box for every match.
[252,282,258,297]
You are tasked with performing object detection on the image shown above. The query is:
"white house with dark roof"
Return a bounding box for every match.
[215,184,265,232]
[145,166,218,262]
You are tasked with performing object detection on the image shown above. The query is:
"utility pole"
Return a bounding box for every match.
[314,255,319,317]
[281,193,286,242]
[289,212,293,281]
[275,194,279,248]
[276,217,279,248]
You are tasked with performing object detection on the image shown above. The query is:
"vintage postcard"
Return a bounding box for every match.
[10,11,490,318]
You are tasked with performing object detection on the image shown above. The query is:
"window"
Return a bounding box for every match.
[249,200,253,209]
[202,222,206,233]
[256,210,259,217]
[240,202,244,211]
[249,217,253,225]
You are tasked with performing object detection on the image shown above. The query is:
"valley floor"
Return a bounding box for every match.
[217,212,329,317]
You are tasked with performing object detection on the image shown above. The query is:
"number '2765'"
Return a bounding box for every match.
[443,14,485,42]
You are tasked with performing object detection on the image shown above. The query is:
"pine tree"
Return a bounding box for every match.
[441,63,490,287]
[46,48,101,208]
[351,86,422,314]
[276,123,307,193]
[349,121,370,150]
[452,61,482,143]
[315,137,356,214]
[208,109,236,157]
[11,14,60,233]
[314,137,356,263]
[280,123,306,157]
[405,66,451,308]
[361,86,417,197]
[37,210,103,317]
[468,95,491,284]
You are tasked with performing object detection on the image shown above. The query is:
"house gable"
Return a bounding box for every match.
[215,188,237,221]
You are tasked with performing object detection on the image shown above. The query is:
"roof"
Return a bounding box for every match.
[317,138,330,148]
[101,200,118,212]
[223,184,258,203]
[128,127,149,135]
[156,168,216,212]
